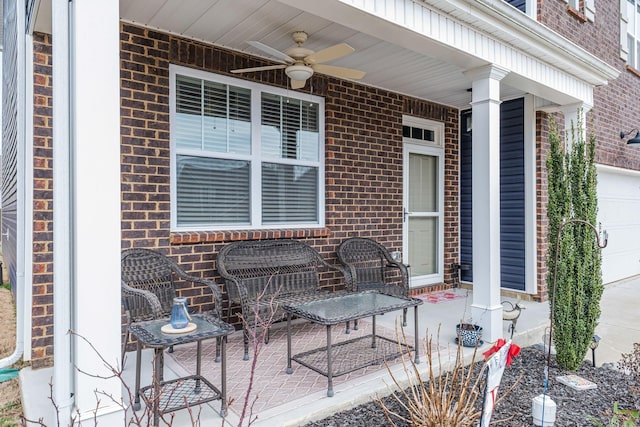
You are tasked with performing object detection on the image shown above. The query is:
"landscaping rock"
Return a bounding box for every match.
[305,346,639,427]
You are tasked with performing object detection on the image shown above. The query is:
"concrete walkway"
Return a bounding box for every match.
[21,277,640,426]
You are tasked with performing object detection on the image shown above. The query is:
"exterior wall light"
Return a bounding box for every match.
[620,129,640,144]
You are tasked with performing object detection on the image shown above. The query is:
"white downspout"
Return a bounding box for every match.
[52,0,74,422]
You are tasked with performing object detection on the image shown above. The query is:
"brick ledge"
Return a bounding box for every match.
[566,5,588,23]
[170,227,332,244]
[626,65,640,79]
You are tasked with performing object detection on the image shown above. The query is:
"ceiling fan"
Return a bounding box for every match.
[231,31,366,89]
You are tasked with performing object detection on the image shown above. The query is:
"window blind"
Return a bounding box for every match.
[261,93,319,161]
[262,163,318,223]
[172,69,323,229]
[176,155,250,226]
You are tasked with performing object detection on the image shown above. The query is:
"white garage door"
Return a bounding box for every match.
[597,165,640,284]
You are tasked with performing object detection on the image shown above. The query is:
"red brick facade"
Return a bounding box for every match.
[27,25,460,366]
[30,0,640,365]
[531,0,640,302]
[31,33,54,368]
[119,22,459,300]
[538,0,640,171]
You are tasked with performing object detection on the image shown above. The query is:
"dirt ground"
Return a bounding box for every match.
[0,287,22,426]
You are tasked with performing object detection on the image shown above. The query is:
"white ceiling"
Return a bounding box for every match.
[119,0,526,109]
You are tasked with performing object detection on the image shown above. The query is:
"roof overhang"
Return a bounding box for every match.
[30,0,620,109]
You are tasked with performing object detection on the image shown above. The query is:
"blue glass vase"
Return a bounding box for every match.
[170,297,190,329]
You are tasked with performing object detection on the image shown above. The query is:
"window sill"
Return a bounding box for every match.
[626,65,640,79]
[566,5,588,23]
[170,227,332,245]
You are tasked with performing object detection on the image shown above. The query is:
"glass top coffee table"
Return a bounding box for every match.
[283,291,423,397]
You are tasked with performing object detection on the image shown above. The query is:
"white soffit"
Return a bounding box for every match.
[118,0,616,108]
[318,0,619,104]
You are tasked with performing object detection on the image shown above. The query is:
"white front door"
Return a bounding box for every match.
[403,118,444,287]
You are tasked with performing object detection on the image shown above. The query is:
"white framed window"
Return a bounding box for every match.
[170,65,325,231]
[624,0,640,69]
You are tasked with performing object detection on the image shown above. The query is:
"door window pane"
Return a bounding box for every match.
[408,217,438,275]
[404,143,443,284]
[409,153,438,212]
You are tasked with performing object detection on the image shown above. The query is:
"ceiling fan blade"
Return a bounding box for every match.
[247,41,294,63]
[312,64,366,80]
[230,64,287,74]
[305,43,354,64]
[290,79,307,89]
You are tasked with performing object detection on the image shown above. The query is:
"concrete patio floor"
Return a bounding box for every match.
[21,277,640,426]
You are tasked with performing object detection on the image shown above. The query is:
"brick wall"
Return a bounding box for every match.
[529,0,640,303]
[119,24,459,250]
[31,33,54,368]
[535,111,550,302]
[27,5,640,366]
[119,25,458,336]
[538,0,640,170]
[28,23,463,366]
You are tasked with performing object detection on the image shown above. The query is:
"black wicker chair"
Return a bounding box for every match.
[121,248,224,364]
[337,237,409,326]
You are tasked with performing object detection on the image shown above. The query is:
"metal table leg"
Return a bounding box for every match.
[414,305,420,364]
[371,315,377,348]
[326,324,334,397]
[221,335,227,416]
[195,340,202,391]
[133,340,142,411]
[286,313,293,374]
[153,347,162,426]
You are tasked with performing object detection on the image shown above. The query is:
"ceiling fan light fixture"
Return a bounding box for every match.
[285,64,313,81]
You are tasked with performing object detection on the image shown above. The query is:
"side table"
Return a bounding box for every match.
[128,314,234,425]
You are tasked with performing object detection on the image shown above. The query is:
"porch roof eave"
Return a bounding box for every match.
[468,0,620,84]
[282,0,619,103]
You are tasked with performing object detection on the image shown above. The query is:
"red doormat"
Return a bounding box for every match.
[415,290,467,304]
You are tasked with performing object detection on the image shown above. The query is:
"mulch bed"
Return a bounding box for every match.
[304,345,639,426]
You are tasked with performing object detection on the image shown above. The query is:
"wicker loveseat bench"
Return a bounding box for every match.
[216,239,354,360]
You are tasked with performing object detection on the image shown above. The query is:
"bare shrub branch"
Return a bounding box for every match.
[376,325,520,427]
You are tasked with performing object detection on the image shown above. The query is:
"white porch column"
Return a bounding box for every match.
[561,102,592,146]
[70,0,122,421]
[464,65,509,343]
[52,0,73,421]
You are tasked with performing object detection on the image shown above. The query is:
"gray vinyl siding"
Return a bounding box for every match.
[2,0,18,293]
